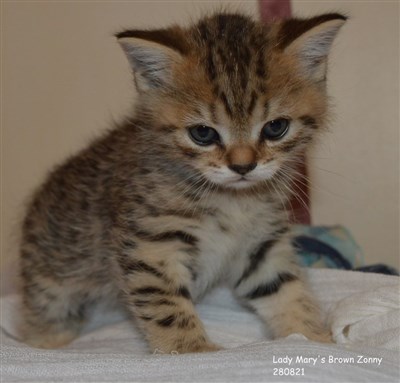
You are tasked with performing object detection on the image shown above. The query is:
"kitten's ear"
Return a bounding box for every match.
[116,27,187,92]
[279,13,347,82]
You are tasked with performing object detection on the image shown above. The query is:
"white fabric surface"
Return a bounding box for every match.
[331,284,400,351]
[1,269,399,382]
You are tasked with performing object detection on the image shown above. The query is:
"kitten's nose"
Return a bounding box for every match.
[228,163,257,175]
[227,145,257,175]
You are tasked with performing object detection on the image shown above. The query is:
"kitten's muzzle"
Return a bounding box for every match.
[226,145,257,175]
[228,163,257,175]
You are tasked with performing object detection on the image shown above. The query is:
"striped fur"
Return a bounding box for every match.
[19,12,345,353]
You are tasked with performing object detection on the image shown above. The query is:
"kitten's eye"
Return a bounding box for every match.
[262,118,290,140]
[188,125,219,146]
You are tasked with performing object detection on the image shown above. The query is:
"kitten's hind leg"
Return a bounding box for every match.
[20,276,92,349]
[232,235,331,343]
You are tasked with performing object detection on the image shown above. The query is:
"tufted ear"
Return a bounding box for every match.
[116,27,188,92]
[278,13,347,82]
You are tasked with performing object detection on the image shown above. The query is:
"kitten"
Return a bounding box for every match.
[19,12,346,353]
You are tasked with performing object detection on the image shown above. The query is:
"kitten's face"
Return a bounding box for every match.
[165,64,324,191]
[118,13,345,190]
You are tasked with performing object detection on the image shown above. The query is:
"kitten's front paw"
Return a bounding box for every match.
[307,329,333,343]
[23,329,79,349]
[277,323,334,344]
[191,342,222,353]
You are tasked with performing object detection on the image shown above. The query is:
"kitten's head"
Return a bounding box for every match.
[117,12,346,190]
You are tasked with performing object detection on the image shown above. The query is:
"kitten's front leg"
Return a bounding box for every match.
[114,238,220,354]
[232,234,331,342]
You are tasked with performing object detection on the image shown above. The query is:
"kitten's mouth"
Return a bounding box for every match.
[205,164,279,190]
[225,177,258,189]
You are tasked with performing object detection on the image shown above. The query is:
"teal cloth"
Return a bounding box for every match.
[292,225,364,269]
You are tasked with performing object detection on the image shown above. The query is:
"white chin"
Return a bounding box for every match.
[223,179,259,190]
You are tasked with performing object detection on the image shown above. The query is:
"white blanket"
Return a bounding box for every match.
[1,269,399,382]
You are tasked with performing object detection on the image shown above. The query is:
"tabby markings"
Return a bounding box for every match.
[235,239,277,287]
[157,315,176,327]
[246,273,298,299]
[133,229,198,247]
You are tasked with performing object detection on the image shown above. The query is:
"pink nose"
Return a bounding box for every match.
[228,163,257,175]
[227,145,257,175]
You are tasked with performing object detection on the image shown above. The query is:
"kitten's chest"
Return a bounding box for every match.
[191,195,279,299]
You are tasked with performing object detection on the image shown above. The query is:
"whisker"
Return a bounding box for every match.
[275,169,312,218]
[266,177,290,222]
[280,162,348,201]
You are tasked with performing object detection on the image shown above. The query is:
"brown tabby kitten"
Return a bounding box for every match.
[19,12,346,353]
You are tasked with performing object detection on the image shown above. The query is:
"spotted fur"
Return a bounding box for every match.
[19,12,346,353]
